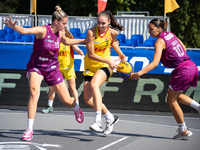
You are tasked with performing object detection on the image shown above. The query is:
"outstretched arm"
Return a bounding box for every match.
[130,38,164,80]
[3,16,45,36]
[61,32,86,45]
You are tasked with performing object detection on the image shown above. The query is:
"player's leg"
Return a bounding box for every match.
[167,88,193,139]
[67,77,79,105]
[84,80,109,113]
[52,81,84,123]
[84,71,106,132]
[90,69,107,112]
[22,72,43,141]
[177,94,200,113]
[85,69,119,134]
[42,86,55,113]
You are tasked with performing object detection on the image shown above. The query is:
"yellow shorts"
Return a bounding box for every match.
[60,68,76,80]
[83,63,113,81]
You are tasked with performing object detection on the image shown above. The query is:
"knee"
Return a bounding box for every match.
[90,82,99,92]
[167,98,176,107]
[29,87,40,100]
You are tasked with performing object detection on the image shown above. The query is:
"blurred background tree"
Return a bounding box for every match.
[0,0,199,48]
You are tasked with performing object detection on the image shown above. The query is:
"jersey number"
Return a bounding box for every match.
[173,44,185,57]
[105,40,108,46]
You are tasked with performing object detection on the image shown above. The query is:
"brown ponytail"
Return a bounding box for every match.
[98,10,124,31]
[64,28,74,39]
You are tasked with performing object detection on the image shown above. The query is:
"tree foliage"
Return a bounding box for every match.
[0,0,199,48]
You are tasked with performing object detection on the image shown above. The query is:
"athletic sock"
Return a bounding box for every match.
[48,100,54,107]
[178,122,187,132]
[75,101,79,105]
[190,100,200,111]
[72,103,80,111]
[104,111,114,122]
[27,119,34,131]
[95,111,102,123]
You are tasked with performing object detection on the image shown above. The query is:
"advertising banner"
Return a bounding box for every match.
[0,44,199,75]
[0,69,199,112]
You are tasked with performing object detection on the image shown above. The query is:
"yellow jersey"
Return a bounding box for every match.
[57,40,76,80]
[84,26,112,68]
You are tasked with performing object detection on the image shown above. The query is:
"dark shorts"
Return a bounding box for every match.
[84,67,111,82]
[169,60,199,91]
[26,67,64,86]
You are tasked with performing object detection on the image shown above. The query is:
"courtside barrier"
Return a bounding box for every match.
[0,13,170,40]
[0,43,199,112]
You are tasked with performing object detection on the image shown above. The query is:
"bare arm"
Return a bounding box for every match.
[72,45,84,56]
[110,29,126,61]
[130,38,164,80]
[3,16,46,39]
[61,32,86,45]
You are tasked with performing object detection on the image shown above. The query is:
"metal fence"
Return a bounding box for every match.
[0,13,170,41]
[0,13,34,29]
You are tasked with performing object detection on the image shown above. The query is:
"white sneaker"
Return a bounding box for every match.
[173,128,193,140]
[89,121,103,132]
[104,115,119,135]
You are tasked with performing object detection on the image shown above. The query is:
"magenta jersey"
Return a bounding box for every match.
[27,25,61,71]
[159,32,190,68]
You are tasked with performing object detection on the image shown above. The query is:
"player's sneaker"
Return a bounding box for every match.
[173,128,193,140]
[104,115,119,135]
[89,121,103,132]
[74,108,84,123]
[22,128,33,141]
[42,106,53,113]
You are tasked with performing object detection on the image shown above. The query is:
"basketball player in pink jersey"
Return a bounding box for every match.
[3,5,85,141]
[130,18,199,140]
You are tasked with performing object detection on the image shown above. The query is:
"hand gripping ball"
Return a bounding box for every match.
[116,61,134,79]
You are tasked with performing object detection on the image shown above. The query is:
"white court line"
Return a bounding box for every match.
[115,113,200,120]
[96,136,129,150]
[120,120,200,132]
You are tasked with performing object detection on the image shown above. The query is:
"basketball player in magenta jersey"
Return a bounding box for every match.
[3,5,85,141]
[83,11,126,135]
[42,28,84,113]
[130,18,199,140]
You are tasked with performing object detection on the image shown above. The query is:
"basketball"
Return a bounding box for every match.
[116,61,134,79]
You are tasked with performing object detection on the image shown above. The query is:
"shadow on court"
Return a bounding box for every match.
[0,106,199,150]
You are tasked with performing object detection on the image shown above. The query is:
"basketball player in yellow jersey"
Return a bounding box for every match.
[83,11,126,135]
[42,28,83,114]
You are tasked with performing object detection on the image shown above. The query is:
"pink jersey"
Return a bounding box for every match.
[26,25,63,86]
[159,32,190,68]
[27,25,61,71]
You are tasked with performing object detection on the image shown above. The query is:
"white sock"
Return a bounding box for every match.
[190,100,200,111]
[76,101,79,105]
[48,100,54,107]
[104,111,113,121]
[178,122,187,131]
[28,119,34,131]
[72,103,79,111]
[95,111,102,122]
